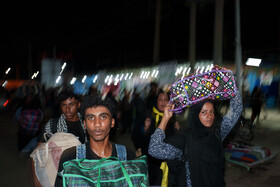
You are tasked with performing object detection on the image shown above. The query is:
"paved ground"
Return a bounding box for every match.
[0,112,33,187]
[113,108,280,187]
[0,107,279,187]
[223,108,280,187]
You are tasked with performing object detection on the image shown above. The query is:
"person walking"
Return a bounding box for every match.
[39,86,87,143]
[131,89,177,186]
[15,93,44,153]
[31,86,87,187]
[148,90,243,187]
[250,86,265,124]
[119,89,133,134]
[55,94,136,186]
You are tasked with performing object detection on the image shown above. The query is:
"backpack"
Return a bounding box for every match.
[61,145,149,187]
[75,143,127,160]
[30,132,82,187]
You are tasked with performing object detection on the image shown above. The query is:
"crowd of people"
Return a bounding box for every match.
[9,77,249,186]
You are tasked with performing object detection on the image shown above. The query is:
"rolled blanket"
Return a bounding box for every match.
[169,65,237,113]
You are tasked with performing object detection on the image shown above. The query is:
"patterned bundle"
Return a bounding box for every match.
[169,65,237,113]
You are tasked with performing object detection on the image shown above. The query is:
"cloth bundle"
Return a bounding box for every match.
[61,156,149,187]
[225,142,271,163]
[30,132,82,187]
[224,141,273,170]
[169,65,237,113]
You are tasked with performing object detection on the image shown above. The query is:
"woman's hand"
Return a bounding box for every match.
[162,103,175,121]
[158,103,175,131]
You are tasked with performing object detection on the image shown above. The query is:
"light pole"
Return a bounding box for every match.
[235,0,242,95]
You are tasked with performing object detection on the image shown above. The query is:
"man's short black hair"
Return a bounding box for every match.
[81,94,117,120]
[57,86,81,104]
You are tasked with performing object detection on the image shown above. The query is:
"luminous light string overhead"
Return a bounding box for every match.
[64,61,215,92]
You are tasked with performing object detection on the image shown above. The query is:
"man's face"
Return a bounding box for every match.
[83,106,115,142]
[60,97,81,121]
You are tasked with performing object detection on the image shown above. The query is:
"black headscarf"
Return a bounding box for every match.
[184,100,225,187]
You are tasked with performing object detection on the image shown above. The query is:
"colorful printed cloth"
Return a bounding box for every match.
[225,142,271,163]
[148,91,243,186]
[169,65,237,113]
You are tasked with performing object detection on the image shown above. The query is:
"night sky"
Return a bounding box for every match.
[1,0,279,79]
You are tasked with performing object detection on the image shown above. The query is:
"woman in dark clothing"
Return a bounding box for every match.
[131,89,176,186]
[148,90,243,187]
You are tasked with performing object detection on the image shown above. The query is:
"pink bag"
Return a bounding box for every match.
[169,65,237,113]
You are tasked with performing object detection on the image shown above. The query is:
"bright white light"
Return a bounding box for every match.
[145,71,150,79]
[196,66,200,74]
[205,65,210,72]
[60,63,67,75]
[2,80,8,87]
[62,62,67,70]
[120,74,124,80]
[124,73,129,80]
[175,69,178,76]
[107,75,113,85]
[187,67,191,75]
[129,72,133,79]
[209,64,214,70]
[5,68,11,74]
[93,75,98,83]
[152,70,156,77]
[82,75,87,83]
[143,71,147,79]
[156,70,159,77]
[114,74,119,85]
[140,71,145,79]
[175,66,183,76]
[104,75,109,83]
[70,77,77,85]
[200,66,205,74]
[154,70,159,78]
[31,71,40,79]
[56,76,61,84]
[246,58,262,67]
[181,67,187,80]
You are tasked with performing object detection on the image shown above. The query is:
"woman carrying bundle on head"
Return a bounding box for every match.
[148,66,243,187]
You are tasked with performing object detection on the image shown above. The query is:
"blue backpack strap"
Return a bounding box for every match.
[76,144,86,159]
[115,143,127,161]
